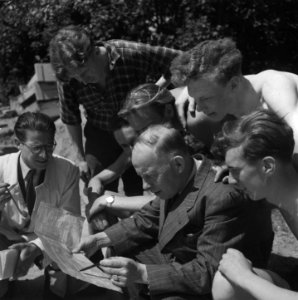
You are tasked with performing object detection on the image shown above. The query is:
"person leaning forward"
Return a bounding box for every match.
[49,25,182,197]
[0,112,81,298]
[73,124,273,300]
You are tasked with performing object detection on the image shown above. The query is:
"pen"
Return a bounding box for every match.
[80,263,105,272]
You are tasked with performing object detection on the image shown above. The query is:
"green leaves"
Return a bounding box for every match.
[1,0,298,105]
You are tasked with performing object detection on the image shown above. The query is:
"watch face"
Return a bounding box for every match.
[106,195,114,204]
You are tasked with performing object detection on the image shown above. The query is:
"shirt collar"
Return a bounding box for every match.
[19,154,31,179]
[95,41,120,71]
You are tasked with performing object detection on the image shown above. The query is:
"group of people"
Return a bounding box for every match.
[0,25,298,300]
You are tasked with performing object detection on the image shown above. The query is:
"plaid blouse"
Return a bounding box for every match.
[58,40,182,131]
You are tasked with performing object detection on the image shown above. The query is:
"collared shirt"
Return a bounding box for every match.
[19,155,43,188]
[58,40,182,131]
[19,155,31,181]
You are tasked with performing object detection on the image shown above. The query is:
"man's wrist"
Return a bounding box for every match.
[94,232,111,248]
[137,263,148,284]
[105,195,115,207]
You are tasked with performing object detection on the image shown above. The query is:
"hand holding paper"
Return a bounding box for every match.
[72,232,111,257]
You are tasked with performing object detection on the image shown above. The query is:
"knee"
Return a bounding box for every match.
[212,271,235,300]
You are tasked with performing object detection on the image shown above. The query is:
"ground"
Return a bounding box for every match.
[0,117,298,299]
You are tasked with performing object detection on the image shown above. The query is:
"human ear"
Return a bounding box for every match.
[15,138,21,149]
[229,76,240,91]
[171,155,185,174]
[262,156,275,175]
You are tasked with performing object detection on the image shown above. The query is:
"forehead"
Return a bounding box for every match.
[23,130,53,144]
[225,146,246,167]
[132,144,162,172]
[187,77,226,96]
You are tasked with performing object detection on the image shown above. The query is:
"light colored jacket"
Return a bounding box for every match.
[0,151,81,250]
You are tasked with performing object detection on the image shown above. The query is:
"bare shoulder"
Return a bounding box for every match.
[257,70,298,87]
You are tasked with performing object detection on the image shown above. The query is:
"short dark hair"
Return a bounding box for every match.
[14,112,56,142]
[170,38,242,86]
[119,83,175,119]
[134,124,189,158]
[212,109,294,163]
[49,25,93,81]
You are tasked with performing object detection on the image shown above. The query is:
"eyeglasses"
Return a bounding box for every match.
[22,141,57,154]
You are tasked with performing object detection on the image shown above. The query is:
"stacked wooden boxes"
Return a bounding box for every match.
[16,63,59,119]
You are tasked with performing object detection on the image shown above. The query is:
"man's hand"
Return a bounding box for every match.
[9,243,42,278]
[86,176,104,203]
[0,183,11,209]
[218,248,254,287]
[212,165,229,183]
[72,232,111,257]
[89,212,110,232]
[100,257,148,287]
[88,195,107,219]
[78,160,91,185]
[85,185,106,222]
[172,86,196,128]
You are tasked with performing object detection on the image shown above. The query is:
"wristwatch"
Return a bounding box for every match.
[105,195,115,207]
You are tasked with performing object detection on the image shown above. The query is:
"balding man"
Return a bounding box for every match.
[74,124,273,300]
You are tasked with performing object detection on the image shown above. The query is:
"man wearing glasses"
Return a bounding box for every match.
[49,25,182,198]
[0,112,81,298]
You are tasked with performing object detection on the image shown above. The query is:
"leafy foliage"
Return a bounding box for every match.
[0,0,298,104]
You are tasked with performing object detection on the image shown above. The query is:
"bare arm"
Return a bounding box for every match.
[92,152,131,186]
[88,193,155,219]
[218,248,297,300]
[261,71,298,154]
[66,124,85,160]
[239,272,297,300]
[66,124,90,182]
[86,152,132,204]
[155,75,170,88]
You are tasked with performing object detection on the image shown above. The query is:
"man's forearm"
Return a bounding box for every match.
[95,152,131,185]
[155,75,170,88]
[105,194,155,213]
[66,124,85,160]
[240,272,298,300]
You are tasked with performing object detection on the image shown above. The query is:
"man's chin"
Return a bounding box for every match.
[34,160,48,169]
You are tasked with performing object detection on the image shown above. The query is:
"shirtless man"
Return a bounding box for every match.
[171,38,298,153]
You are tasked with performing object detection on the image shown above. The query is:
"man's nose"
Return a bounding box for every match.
[39,148,48,159]
[195,99,205,112]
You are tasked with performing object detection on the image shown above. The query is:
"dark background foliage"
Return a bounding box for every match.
[0,0,297,104]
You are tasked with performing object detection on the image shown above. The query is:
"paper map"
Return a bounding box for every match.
[34,202,121,293]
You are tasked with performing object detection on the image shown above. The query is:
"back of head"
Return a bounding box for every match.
[49,25,93,81]
[170,38,242,86]
[14,112,56,142]
[212,109,294,163]
[133,124,189,159]
[119,83,175,118]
